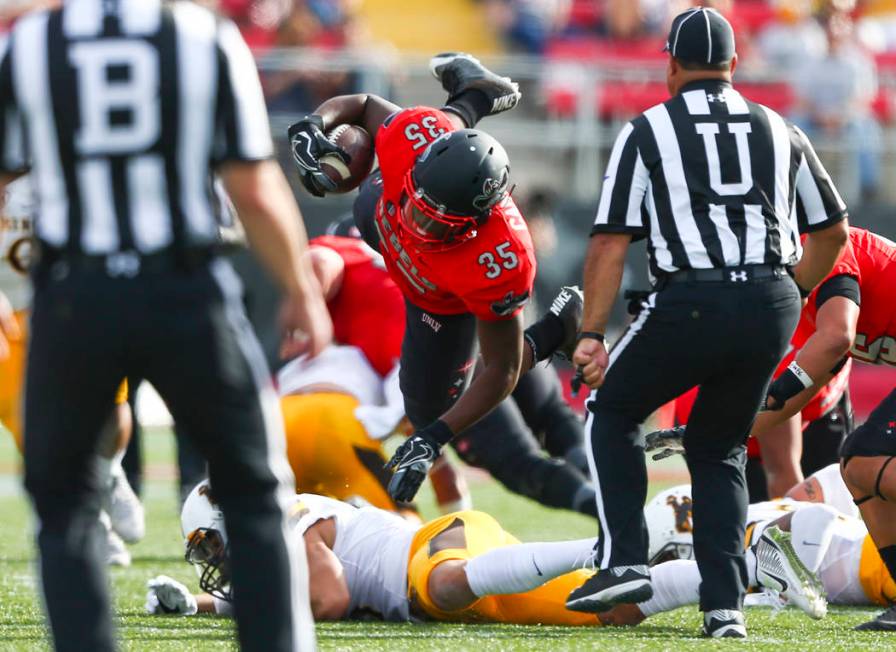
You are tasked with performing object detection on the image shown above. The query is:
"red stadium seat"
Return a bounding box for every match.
[545,36,667,66]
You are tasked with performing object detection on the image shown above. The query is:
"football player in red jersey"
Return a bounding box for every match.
[288,54,583,502]
[646,225,896,631]
[307,229,600,518]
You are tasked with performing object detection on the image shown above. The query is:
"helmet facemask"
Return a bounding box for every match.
[184,527,232,602]
[398,168,484,250]
[648,541,694,565]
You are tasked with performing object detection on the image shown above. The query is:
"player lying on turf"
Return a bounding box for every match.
[599,480,896,626]
[0,176,143,566]
[146,479,602,625]
[288,53,583,505]
[305,230,598,517]
[144,480,816,628]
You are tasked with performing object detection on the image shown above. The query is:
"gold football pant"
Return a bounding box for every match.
[0,309,128,454]
[281,392,400,512]
[407,510,601,626]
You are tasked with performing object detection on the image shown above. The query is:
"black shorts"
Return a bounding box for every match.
[840,389,896,460]
[399,300,477,429]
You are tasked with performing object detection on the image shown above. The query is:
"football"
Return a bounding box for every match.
[319,124,375,194]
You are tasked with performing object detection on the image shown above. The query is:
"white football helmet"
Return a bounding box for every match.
[181,479,231,601]
[645,484,695,565]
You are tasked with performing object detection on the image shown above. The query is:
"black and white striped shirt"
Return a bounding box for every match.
[593,80,847,278]
[0,0,272,256]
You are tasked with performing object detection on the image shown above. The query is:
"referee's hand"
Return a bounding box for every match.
[0,291,21,361]
[278,288,333,360]
[573,337,609,389]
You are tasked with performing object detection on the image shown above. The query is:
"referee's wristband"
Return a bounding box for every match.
[577,331,605,343]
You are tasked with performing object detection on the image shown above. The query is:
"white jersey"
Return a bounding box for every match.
[293,493,417,621]
[746,499,869,605]
[0,176,33,310]
[276,345,406,440]
[277,345,384,406]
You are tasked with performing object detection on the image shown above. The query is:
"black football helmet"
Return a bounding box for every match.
[400,129,510,248]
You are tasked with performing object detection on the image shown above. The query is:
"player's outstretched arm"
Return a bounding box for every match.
[385,315,525,503]
[755,294,858,423]
[305,520,350,620]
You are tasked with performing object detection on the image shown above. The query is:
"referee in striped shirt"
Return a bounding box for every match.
[565,7,849,638]
[0,1,330,650]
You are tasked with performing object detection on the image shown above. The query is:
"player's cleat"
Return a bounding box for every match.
[100,511,131,567]
[429,52,521,115]
[566,565,652,613]
[107,466,146,544]
[855,604,896,631]
[644,425,686,461]
[702,609,747,638]
[754,526,827,619]
[548,285,583,361]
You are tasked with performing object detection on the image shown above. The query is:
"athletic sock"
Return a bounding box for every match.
[745,548,758,587]
[878,545,896,582]
[523,315,565,362]
[95,455,115,490]
[111,446,126,469]
[790,504,839,573]
[464,538,595,597]
[637,560,701,616]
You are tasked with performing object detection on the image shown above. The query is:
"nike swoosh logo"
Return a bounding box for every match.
[397,443,434,469]
[802,541,821,547]
[294,133,316,171]
[532,557,543,576]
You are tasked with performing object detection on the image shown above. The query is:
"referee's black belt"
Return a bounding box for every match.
[656,264,789,289]
[34,245,220,278]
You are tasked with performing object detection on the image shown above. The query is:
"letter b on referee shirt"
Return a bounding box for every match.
[70,40,160,154]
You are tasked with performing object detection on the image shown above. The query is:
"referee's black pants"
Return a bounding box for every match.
[587,275,800,611]
[23,257,312,652]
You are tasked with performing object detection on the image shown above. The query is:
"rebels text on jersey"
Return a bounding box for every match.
[372,107,536,321]
[803,228,896,366]
[310,235,405,377]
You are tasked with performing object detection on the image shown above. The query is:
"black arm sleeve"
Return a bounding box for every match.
[815,274,861,310]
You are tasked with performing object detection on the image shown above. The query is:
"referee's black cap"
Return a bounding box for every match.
[663,7,736,65]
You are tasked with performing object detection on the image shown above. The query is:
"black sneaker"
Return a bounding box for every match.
[566,565,652,613]
[428,52,520,114]
[855,605,896,631]
[547,285,584,361]
[702,609,747,638]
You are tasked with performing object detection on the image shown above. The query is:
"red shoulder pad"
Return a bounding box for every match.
[375,107,456,197]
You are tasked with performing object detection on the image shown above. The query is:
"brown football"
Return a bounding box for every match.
[318,124,374,194]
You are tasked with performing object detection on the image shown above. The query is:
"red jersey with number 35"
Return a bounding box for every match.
[310,235,405,377]
[372,106,536,320]
[802,228,896,366]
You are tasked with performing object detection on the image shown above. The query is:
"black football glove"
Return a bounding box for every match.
[430,52,521,125]
[384,421,452,502]
[287,115,350,197]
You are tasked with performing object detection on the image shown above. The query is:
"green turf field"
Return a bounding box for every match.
[0,428,890,651]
